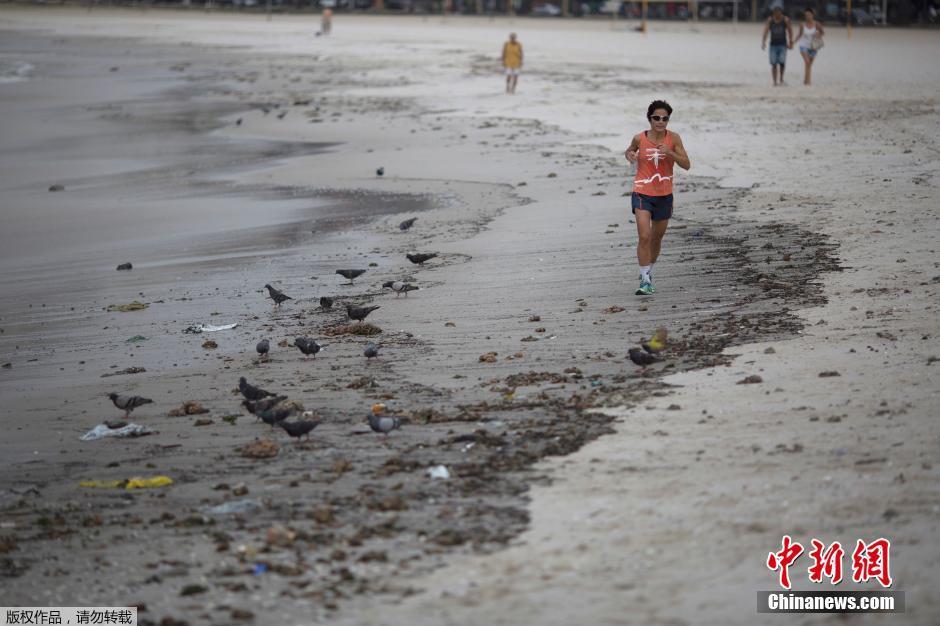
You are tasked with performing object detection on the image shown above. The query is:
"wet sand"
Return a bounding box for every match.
[0,9,938,626]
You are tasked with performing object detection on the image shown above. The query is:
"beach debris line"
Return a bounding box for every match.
[264,283,292,308]
[346,304,380,323]
[323,322,381,336]
[399,217,417,231]
[115,262,132,271]
[293,337,324,359]
[80,422,154,441]
[336,269,367,284]
[107,301,148,312]
[406,252,438,265]
[382,280,419,297]
[108,392,152,419]
[183,322,237,334]
[240,439,279,459]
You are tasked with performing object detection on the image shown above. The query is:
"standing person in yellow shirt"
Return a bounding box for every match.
[502,33,523,94]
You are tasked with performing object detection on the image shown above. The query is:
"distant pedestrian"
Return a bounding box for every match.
[321,8,333,36]
[502,32,523,94]
[624,100,691,296]
[795,7,825,85]
[761,6,794,86]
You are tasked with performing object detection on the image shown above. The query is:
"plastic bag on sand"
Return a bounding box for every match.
[79,476,173,489]
[80,423,154,441]
[427,465,450,480]
[183,323,238,334]
[206,499,262,515]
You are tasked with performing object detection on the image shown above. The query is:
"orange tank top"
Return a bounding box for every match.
[633,130,674,196]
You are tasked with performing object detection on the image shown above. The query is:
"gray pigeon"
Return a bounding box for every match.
[376,166,385,177]
[336,269,366,284]
[367,412,402,436]
[239,376,276,401]
[382,281,419,297]
[346,304,380,323]
[294,337,323,359]
[242,395,288,417]
[399,217,417,231]
[108,393,153,419]
[406,252,437,265]
[364,343,379,361]
[279,419,319,442]
[628,348,657,368]
[319,296,334,309]
[264,284,292,307]
[256,339,270,360]
[258,406,293,428]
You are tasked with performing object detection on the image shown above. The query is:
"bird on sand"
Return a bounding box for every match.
[294,337,324,359]
[279,419,319,442]
[406,252,438,265]
[108,393,153,419]
[642,327,668,354]
[628,348,657,368]
[367,403,403,436]
[336,269,367,285]
[239,376,276,401]
[363,343,379,362]
[399,217,417,231]
[346,304,380,323]
[277,110,287,120]
[319,296,334,310]
[376,166,385,177]
[258,406,293,428]
[264,284,292,308]
[382,281,419,297]
[256,339,270,361]
[242,395,288,417]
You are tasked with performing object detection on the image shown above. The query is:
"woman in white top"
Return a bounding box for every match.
[795,7,825,86]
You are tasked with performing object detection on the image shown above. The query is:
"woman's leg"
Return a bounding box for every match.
[635,209,653,267]
[649,218,670,264]
[801,50,813,85]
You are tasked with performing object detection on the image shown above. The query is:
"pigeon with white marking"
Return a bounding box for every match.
[382,281,419,297]
[367,403,402,436]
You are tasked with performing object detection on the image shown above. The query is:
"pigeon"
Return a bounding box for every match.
[239,376,276,401]
[264,284,292,308]
[108,393,153,419]
[242,395,288,416]
[376,166,384,177]
[256,339,270,360]
[319,296,334,310]
[406,253,438,265]
[399,217,417,231]
[363,343,379,361]
[277,110,287,120]
[628,348,657,368]
[642,328,668,354]
[236,118,243,126]
[279,419,319,442]
[336,269,366,284]
[382,281,419,297]
[367,403,402,436]
[346,304,380,323]
[294,337,323,359]
[258,406,293,428]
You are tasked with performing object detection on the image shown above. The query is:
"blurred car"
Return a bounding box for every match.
[532,3,562,15]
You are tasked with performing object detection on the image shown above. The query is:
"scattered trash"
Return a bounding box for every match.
[240,439,279,459]
[590,379,602,388]
[48,184,65,192]
[183,322,237,334]
[116,262,133,271]
[265,523,297,546]
[220,415,238,425]
[80,423,155,441]
[818,371,841,378]
[168,401,209,417]
[479,352,498,363]
[737,375,764,384]
[528,315,541,322]
[322,323,381,337]
[763,347,776,354]
[201,340,218,349]
[602,306,625,314]
[193,418,213,427]
[125,335,148,343]
[100,366,146,378]
[107,301,148,312]
[252,563,268,576]
[180,584,208,596]
[205,499,262,515]
[427,465,450,480]
[79,475,173,490]
[444,321,456,327]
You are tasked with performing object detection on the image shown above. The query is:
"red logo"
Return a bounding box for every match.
[767,537,892,589]
[767,535,804,589]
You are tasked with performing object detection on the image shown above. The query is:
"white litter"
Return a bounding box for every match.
[427,465,450,480]
[183,322,238,334]
[80,423,154,441]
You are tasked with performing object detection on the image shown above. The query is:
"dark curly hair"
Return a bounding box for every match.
[647,100,673,120]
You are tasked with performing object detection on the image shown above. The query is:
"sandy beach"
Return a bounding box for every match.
[0,8,938,626]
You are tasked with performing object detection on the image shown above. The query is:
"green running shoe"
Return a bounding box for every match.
[635,280,654,296]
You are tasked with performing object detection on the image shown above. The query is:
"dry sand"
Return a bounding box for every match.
[0,9,938,626]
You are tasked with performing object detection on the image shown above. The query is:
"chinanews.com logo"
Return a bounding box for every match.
[757,536,905,614]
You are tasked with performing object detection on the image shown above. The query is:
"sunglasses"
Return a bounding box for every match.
[649,115,670,122]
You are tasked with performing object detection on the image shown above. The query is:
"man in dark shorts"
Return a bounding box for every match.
[762,6,794,86]
[624,100,691,296]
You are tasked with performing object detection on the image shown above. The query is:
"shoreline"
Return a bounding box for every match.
[0,9,937,626]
